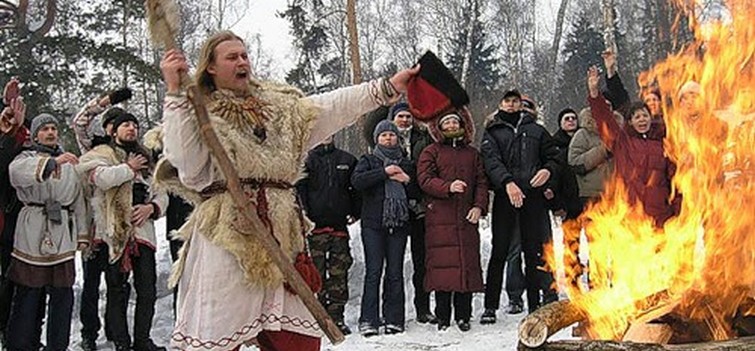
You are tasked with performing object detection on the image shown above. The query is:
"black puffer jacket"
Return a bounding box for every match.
[549,129,582,219]
[480,111,561,194]
[297,144,360,231]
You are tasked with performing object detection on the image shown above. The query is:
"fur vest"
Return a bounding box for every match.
[155,80,320,288]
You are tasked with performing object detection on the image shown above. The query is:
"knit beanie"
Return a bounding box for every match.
[373,120,400,143]
[31,113,57,139]
[111,111,139,133]
[388,102,411,120]
[102,107,128,129]
[557,108,578,125]
[438,113,461,127]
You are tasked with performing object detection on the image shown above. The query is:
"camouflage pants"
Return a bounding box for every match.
[308,234,353,322]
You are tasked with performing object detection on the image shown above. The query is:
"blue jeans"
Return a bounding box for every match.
[359,226,408,328]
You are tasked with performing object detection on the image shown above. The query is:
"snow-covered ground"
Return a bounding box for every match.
[57,216,576,351]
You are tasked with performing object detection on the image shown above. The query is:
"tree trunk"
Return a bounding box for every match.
[460,0,478,87]
[549,0,569,69]
[601,0,617,53]
[521,336,755,351]
[346,0,361,85]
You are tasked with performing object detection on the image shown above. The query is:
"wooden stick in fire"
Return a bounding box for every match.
[519,336,755,351]
[519,290,672,348]
[144,0,345,344]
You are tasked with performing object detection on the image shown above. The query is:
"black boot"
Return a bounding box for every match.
[133,339,166,351]
[336,320,352,335]
[114,341,131,351]
[80,336,97,351]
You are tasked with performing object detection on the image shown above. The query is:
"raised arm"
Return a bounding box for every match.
[601,50,630,113]
[587,66,622,150]
[304,67,420,149]
[71,97,105,153]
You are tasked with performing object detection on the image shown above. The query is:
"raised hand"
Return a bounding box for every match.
[160,49,189,94]
[587,66,601,98]
[602,49,617,78]
[3,77,20,105]
[1,97,26,133]
[388,65,421,94]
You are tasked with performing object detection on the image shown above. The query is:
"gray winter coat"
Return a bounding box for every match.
[567,108,614,198]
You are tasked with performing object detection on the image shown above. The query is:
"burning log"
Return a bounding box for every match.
[518,336,755,351]
[519,300,587,348]
[519,290,672,348]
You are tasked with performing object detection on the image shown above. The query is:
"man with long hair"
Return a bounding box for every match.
[157,31,419,351]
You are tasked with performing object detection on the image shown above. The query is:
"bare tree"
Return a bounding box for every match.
[346,0,362,83]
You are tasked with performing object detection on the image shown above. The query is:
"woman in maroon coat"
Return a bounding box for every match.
[418,111,489,332]
[587,66,680,228]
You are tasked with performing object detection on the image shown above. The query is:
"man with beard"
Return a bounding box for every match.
[71,90,133,351]
[480,90,560,322]
[6,113,89,351]
[387,102,437,324]
[77,111,168,351]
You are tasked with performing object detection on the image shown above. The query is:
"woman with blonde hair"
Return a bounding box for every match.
[158,31,419,351]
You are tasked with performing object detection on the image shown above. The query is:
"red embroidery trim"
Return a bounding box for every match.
[171,313,321,350]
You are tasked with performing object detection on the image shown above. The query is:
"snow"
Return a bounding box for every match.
[59,216,576,351]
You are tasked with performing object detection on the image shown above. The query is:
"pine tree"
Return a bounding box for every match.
[555,10,605,114]
[279,0,338,93]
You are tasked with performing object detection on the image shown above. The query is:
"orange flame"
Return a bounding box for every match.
[548,0,755,341]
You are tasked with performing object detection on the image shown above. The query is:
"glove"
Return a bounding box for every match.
[109,88,133,105]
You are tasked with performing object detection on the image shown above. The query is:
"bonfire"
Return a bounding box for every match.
[519,0,755,349]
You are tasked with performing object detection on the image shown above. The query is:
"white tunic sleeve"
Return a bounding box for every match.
[9,152,53,187]
[304,79,396,150]
[162,93,215,191]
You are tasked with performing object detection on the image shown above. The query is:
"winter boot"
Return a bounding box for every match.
[132,339,166,351]
[480,308,497,324]
[80,336,97,351]
[416,312,438,324]
[359,323,379,337]
[457,319,471,332]
[336,321,352,335]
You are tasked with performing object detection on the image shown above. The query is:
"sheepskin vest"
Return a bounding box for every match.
[155,80,319,288]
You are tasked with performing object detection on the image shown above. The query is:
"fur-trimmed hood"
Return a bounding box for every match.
[427,107,475,144]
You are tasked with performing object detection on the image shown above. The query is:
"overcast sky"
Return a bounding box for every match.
[231,0,563,79]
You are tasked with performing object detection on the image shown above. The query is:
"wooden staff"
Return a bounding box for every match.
[145,0,345,344]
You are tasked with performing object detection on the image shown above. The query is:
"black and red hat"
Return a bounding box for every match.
[406,51,470,122]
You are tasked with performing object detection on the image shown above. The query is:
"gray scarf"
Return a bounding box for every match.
[373,144,409,229]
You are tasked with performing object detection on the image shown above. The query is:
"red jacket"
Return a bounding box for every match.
[418,110,489,293]
[589,94,679,227]
[0,126,29,241]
